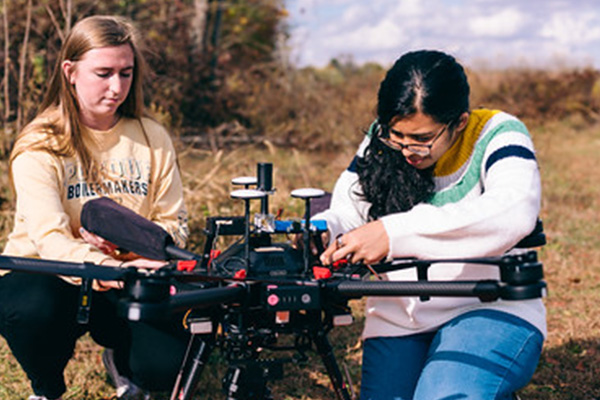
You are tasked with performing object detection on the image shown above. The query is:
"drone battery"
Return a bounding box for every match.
[263,285,321,311]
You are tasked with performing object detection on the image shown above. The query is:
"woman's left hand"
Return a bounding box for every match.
[95,257,169,291]
[320,220,390,265]
[121,258,169,270]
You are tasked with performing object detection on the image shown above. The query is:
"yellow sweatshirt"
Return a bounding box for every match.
[2,116,188,279]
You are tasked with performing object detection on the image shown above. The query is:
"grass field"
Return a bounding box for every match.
[1,69,600,399]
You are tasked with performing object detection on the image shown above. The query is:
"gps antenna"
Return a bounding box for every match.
[257,163,273,215]
[231,176,257,189]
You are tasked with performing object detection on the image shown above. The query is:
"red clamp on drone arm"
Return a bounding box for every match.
[233,269,247,279]
[331,258,348,270]
[312,266,332,280]
[176,260,197,272]
[208,249,221,268]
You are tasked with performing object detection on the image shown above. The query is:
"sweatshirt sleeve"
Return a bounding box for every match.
[10,151,112,264]
[380,137,541,259]
[146,125,189,248]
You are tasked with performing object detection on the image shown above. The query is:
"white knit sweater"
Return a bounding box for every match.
[316,109,546,338]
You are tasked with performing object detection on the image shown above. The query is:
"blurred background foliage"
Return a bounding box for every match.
[2,0,600,158]
[0,0,288,154]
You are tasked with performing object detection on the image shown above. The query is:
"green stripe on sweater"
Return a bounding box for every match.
[429,119,530,206]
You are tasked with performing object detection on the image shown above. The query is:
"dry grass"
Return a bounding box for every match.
[1,67,600,399]
[520,117,600,400]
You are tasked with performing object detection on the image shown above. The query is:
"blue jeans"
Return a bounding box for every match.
[360,310,543,400]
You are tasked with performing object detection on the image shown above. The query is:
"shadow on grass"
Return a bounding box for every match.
[521,338,600,400]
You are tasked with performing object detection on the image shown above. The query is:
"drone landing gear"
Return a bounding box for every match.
[222,360,281,400]
[170,321,354,400]
[312,331,353,400]
[170,333,214,400]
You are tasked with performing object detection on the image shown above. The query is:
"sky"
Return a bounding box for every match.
[284,0,600,70]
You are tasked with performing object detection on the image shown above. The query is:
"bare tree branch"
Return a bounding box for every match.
[16,0,32,134]
[191,0,209,55]
[66,0,72,33]
[2,0,10,155]
[45,3,64,42]
[58,0,66,24]
[59,0,72,34]
[79,0,103,23]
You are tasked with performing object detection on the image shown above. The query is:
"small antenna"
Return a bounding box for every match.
[257,163,273,214]
[291,188,326,275]
[230,189,266,272]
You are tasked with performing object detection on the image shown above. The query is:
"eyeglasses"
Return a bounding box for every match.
[377,122,449,157]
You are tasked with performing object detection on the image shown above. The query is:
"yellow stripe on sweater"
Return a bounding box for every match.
[434,109,500,177]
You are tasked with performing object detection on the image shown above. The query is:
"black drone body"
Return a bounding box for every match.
[0,162,547,400]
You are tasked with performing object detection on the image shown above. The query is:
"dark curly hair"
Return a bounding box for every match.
[357,135,435,220]
[357,50,470,220]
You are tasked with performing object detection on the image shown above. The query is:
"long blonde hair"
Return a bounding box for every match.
[10,15,148,181]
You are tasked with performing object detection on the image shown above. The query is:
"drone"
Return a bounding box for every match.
[0,162,547,400]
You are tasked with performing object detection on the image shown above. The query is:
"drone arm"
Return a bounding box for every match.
[165,244,198,261]
[328,280,502,302]
[368,251,540,276]
[169,284,246,312]
[0,254,127,282]
[326,278,546,302]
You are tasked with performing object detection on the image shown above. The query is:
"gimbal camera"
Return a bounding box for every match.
[0,162,547,400]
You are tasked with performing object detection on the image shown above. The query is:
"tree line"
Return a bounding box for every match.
[0,0,287,156]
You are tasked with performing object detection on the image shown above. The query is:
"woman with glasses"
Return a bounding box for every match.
[318,50,545,399]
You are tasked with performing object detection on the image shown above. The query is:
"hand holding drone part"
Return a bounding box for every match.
[321,220,390,266]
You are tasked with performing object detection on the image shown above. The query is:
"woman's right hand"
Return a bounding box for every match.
[320,220,389,266]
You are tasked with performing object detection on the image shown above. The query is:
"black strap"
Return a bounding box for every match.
[515,219,546,249]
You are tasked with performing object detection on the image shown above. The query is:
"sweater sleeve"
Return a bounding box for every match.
[380,138,541,259]
[10,151,112,264]
[146,124,189,248]
[313,136,372,242]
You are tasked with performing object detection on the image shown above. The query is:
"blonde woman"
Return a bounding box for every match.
[0,16,189,400]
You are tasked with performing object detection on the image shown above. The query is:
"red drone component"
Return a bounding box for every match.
[176,260,197,272]
[312,266,332,280]
[233,269,247,279]
[208,249,221,268]
[332,258,349,270]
